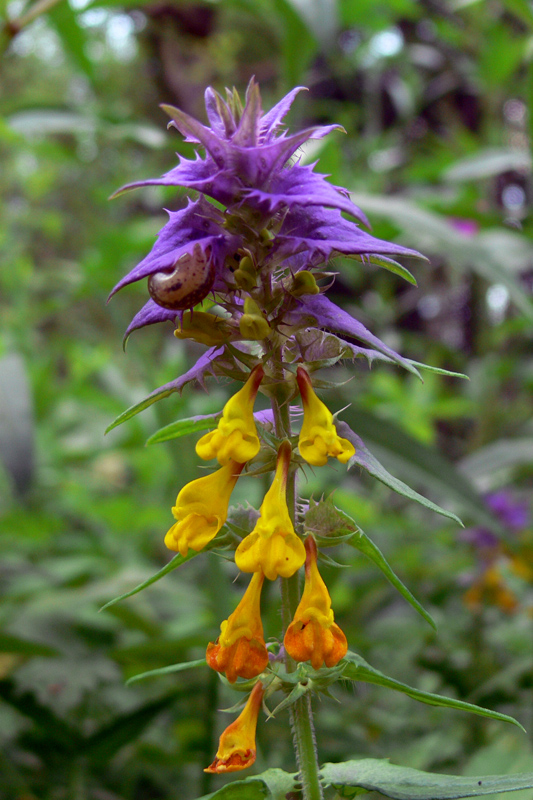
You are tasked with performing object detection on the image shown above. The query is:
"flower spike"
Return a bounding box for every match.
[196,364,264,465]
[206,571,269,683]
[204,681,264,774]
[235,441,305,580]
[284,536,347,670]
[165,461,244,556]
[296,366,355,467]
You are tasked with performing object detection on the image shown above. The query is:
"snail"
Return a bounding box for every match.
[148,244,215,310]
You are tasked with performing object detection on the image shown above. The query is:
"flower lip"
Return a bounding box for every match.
[165,460,244,556]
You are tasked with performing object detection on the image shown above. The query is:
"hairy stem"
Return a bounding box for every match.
[270,368,323,800]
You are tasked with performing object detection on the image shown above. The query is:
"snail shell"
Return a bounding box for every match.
[148,244,215,310]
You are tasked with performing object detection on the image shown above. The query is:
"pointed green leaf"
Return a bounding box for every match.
[196,768,296,800]
[105,386,177,434]
[146,413,219,445]
[338,421,463,526]
[339,407,509,535]
[342,652,524,731]
[99,551,197,611]
[126,659,206,685]
[321,758,533,800]
[408,361,468,379]
[348,529,436,630]
[354,253,418,285]
[267,682,309,719]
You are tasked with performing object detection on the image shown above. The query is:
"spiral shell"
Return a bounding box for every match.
[148,244,215,310]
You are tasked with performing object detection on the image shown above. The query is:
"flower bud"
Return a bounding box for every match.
[290,270,320,297]
[239,297,271,340]
[174,311,232,346]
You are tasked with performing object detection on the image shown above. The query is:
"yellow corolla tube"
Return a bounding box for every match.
[196,364,264,465]
[296,366,355,467]
[235,441,306,580]
[164,461,244,556]
[284,535,347,670]
[206,571,269,683]
[204,681,264,774]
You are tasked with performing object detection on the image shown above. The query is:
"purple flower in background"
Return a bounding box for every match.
[461,489,529,555]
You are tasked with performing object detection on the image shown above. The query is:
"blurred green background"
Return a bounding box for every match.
[1,1,532,798]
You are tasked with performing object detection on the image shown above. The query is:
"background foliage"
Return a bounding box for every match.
[0,1,532,798]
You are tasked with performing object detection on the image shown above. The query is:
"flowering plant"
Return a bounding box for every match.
[104,80,533,800]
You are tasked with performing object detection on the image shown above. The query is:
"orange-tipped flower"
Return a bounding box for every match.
[164,461,244,556]
[296,366,355,467]
[204,681,264,774]
[196,364,264,465]
[206,571,269,683]
[235,441,305,580]
[284,536,347,670]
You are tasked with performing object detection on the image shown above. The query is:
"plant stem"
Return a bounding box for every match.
[270,373,324,800]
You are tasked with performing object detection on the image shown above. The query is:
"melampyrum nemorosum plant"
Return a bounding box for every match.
[105,80,533,800]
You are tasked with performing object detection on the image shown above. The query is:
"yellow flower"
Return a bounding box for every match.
[235,441,305,580]
[296,366,355,467]
[284,536,347,670]
[196,364,264,465]
[206,571,269,683]
[204,681,264,774]
[164,461,244,556]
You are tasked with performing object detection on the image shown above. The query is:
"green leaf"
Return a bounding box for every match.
[338,420,464,526]
[408,361,468,379]
[0,633,58,657]
[197,768,296,800]
[48,1,95,84]
[339,407,508,534]
[99,549,204,611]
[348,528,436,630]
[83,693,177,763]
[105,385,178,434]
[349,192,533,322]
[354,253,418,286]
[443,148,532,182]
[146,413,219,445]
[321,759,533,800]
[342,652,524,731]
[126,658,206,685]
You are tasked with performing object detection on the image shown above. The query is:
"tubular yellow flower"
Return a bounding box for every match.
[164,461,244,556]
[296,366,355,467]
[284,536,347,670]
[204,681,264,774]
[235,441,305,580]
[196,364,264,465]
[206,571,269,683]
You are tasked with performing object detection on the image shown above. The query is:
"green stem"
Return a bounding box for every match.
[270,374,324,800]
